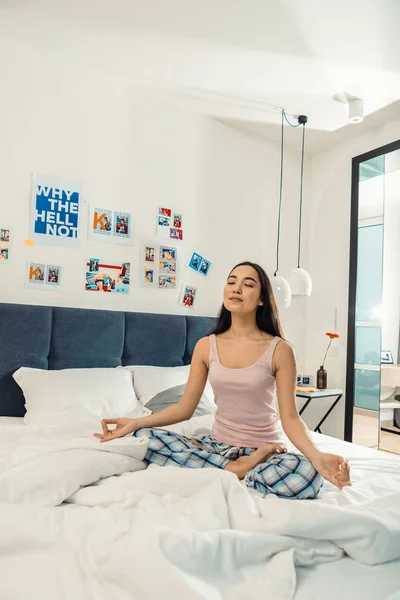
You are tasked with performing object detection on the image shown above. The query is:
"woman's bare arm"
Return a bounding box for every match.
[94,337,210,441]
[274,341,351,490]
[274,341,319,461]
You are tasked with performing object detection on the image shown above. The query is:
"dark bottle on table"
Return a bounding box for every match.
[317,366,327,390]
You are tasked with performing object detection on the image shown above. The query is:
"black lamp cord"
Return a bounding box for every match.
[298,122,305,268]
[274,109,300,277]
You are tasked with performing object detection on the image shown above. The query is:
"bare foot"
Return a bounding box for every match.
[225,444,286,480]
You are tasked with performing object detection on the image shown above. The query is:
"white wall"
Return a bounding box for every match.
[6,40,400,440]
[0,44,306,350]
[304,118,400,437]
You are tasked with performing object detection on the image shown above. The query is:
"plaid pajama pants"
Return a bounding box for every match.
[134,428,323,499]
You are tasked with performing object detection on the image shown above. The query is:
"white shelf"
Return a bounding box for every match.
[380,401,400,409]
[296,388,343,398]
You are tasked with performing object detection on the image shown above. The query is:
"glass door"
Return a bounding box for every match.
[346,141,400,454]
[352,157,385,448]
[379,149,400,453]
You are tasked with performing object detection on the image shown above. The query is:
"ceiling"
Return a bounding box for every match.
[220,101,400,153]
[1,0,400,137]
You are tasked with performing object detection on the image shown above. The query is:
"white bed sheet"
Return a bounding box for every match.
[288,433,400,600]
[0,417,24,472]
[0,417,399,600]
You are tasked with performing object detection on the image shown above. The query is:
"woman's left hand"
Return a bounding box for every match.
[311,451,351,491]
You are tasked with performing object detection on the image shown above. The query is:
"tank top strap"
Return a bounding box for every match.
[261,336,282,371]
[209,334,218,364]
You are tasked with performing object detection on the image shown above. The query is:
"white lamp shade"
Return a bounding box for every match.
[288,267,312,296]
[271,275,291,309]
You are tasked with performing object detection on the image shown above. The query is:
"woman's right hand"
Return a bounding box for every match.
[93,418,140,443]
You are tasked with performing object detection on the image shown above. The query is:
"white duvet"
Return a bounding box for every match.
[1,414,400,600]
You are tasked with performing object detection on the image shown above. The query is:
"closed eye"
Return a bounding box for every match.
[227,281,254,287]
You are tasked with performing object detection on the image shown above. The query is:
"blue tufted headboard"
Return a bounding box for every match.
[0,302,216,417]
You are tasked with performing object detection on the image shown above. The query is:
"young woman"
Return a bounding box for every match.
[94,262,351,499]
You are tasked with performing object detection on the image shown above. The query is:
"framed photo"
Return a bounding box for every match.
[85,259,130,294]
[140,242,178,289]
[114,213,130,238]
[159,259,176,275]
[25,262,62,292]
[159,207,172,218]
[158,275,177,289]
[160,246,177,262]
[173,213,183,229]
[178,283,197,310]
[0,228,10,243]
[170,228,183,241]
[46,265,61,287]
[0,246,10,261]
[381,350,394,364]
[0,226,13,264]
[142,267,154,285]
[198,257,211,278]
[187,252,202,272]
[27,262,45,285]
[144,244,156,264]
[158,216,170,228]
[186,251,212,278]
[89,258,100,272]
[156,208,183,241]
[91,207,112,236]
[88,206,133,245]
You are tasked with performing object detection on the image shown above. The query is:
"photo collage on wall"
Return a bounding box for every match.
[9,173,212,309]
[157,207,184,241]
[0,227,12,263]
[174,250,213,310]
[186,251,212,278]
[85,258,130,294]
[20,175,134,296]
[25,262,62,291]
[88,206,133,245]
[23,174,81,291]
[141,243,177,289]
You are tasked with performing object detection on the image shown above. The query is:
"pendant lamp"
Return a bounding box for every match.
[271,109,291,309]
[288,115,312,297]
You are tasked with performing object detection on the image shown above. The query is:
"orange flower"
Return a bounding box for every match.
[321,332,340,367]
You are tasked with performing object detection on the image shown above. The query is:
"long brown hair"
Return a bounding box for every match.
[210,261,284,338]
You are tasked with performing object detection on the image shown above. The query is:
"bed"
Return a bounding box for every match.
[0,302,399,600]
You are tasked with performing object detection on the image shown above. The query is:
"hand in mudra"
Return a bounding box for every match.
[311,452,351,491]
[93,418,138,443]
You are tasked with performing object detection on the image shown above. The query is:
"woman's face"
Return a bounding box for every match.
[223,265,263,314]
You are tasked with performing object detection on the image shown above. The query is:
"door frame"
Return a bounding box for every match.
[345,139,400,442]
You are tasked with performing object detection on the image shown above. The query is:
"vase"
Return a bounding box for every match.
[317,366,327,390]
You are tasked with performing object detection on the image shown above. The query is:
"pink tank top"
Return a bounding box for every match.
[209,334,284,448]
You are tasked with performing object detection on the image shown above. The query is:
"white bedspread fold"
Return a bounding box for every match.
[0,415,148,505]
[1,416,400,600]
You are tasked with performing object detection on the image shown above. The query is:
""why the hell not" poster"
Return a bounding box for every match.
[30,174,82,247]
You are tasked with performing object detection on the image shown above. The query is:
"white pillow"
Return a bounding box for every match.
[13,367,139,425]
[121,365,215,413]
